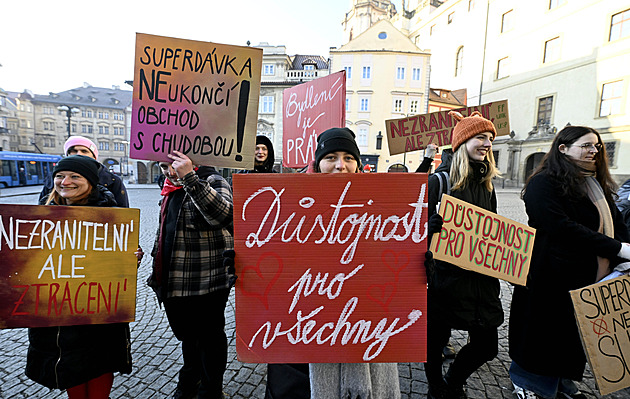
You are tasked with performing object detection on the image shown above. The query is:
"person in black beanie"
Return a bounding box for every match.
[314,127,361,173]
[27,155,134,398]
[43,155,112,206]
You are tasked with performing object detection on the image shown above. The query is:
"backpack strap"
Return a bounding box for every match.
[436,171,451,201]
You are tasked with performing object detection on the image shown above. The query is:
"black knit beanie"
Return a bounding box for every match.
[314,128,361,167]
[53,155,100,188]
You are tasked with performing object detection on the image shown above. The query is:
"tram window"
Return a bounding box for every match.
[27,161,39,179]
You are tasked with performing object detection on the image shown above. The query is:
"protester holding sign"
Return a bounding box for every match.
[424,111,502,399]
[306,127,401,399]
[509,126,630,399]
[26,155,133,399]
[147,150,234,399]
[39,135,129,208]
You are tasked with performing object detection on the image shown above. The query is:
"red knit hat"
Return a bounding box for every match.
[450,111,496,151]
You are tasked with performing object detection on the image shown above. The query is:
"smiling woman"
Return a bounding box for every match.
[46,155,101,206]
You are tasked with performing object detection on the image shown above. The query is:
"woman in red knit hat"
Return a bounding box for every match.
[424,111,501,399]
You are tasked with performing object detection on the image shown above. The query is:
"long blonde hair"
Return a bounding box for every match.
[450,144,501,192]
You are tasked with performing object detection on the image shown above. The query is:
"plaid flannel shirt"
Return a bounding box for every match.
[151,169,234,298]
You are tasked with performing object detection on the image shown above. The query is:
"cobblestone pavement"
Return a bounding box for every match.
[1,185,629,398]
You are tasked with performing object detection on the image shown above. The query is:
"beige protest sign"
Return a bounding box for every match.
[429,195,534,286]
[385,100,510,156]
[0,204,140,329]
[570,275,630,395]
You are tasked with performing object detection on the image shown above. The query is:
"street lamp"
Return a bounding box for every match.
[57,105,80,138]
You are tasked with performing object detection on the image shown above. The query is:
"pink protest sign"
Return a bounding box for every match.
[130,33,262,169]
[233,173,428,363]
[282,71,346,168]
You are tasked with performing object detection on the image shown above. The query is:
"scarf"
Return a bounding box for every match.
[575,160,614,281]
[160,176,183,196]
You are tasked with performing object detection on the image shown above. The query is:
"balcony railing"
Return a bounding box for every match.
[286,70,321,81]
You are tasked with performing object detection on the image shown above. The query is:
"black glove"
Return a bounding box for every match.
[424,250,435,280]
[428,213,444,235]
[223,249,238,288]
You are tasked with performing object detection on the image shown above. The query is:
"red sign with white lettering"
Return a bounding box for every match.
[282,71,346,168]
[233,173,428,363]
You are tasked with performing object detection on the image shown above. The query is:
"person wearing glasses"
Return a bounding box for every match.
[509,126,630,399]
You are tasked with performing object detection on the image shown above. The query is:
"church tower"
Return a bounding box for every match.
[342,0,397,43]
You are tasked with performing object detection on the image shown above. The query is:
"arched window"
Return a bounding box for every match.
[455,46,464,77]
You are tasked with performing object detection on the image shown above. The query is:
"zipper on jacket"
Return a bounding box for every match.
[54,326,61,389]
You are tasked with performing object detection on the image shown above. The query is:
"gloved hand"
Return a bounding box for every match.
[618,243,630,260]
[428,213,444,235]
[424,250,435,279]
[223,249,238,288]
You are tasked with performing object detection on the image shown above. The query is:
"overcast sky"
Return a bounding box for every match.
[1,0,403,95]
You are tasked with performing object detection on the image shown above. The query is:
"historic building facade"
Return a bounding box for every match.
[331,19,432,172]
[388,0,630,184]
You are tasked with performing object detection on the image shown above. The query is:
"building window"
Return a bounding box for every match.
[455,46,464,76]
[304,65,314,70]
[393,99,403,113]
[260,96,275,113]
[604,141,617,167]
[362,66,371,79]
[468,0,476,11]
[72,124,77,133]
[600,80,623,117]
[99,141,110,151]
[43,121,55,131]
[543,37,560,63]
[99,126,105,134]
[610,9,630,41]
[412,67,422,81]
[81,125,87,133]
[501,10,513,33]
[344,66,352,79]
[410,100,419,114]
[448,12,454,24]
[537,96,554,125]
[497,57,509,79]
[88,125,93,134]
[263,64,275,75]
[360,98,369,112]
[549,0,566,9]
[345,98,350,112]
[396,67,406,80]
[358,128,368,147]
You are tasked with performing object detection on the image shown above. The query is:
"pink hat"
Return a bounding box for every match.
[64,136,99,159]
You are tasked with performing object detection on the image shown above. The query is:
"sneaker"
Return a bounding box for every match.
[513,382,539,399]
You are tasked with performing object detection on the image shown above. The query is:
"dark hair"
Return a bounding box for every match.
[522,125,616,201]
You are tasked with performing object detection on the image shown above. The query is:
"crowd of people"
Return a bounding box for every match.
[19,116,630,399]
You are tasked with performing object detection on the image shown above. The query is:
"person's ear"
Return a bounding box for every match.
[558,144,568,154]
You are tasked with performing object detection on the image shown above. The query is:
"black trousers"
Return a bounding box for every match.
[164,289,230,399]
[424,315,499,387]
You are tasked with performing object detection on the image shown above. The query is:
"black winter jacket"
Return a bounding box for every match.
[26,186,132,390]
[427,160,503,330]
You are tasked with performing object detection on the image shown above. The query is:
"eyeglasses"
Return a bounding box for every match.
[571,143,602,151]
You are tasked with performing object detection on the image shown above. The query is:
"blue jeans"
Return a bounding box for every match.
[510,361,580,399]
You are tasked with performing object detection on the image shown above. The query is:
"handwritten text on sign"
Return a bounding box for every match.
[385,100,510,156]
[0,204,140,329]
[233,174,428,363]
[282,71,346,168]
[571,275,630,396]
[429,195,534,286]
[130,33,262,169]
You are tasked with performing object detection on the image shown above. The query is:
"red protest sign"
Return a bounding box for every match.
[0,204,140,329]
[282,71,346,168]
[233,173,428,363]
